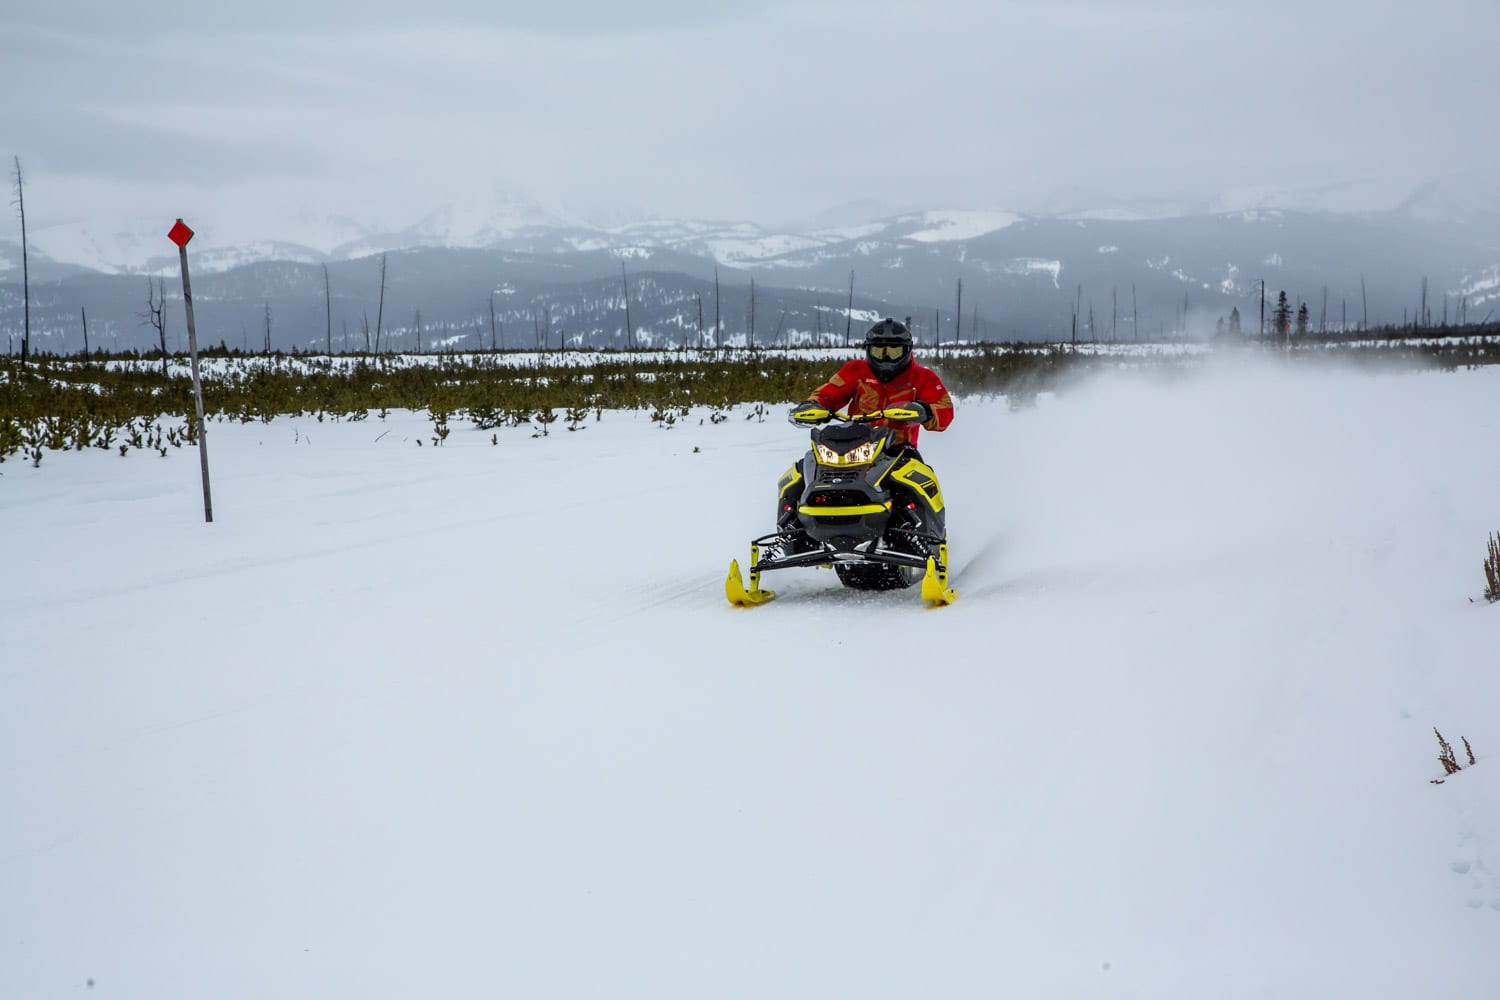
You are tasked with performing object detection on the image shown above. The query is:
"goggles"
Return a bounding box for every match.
[868,344,909,360]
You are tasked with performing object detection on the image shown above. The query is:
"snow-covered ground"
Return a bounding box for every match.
[3,358,1498,998]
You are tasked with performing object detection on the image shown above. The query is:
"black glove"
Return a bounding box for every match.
[899,400,933,424]
[789,400,829,425]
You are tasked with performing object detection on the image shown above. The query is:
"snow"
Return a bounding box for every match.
[984,257,1063,288]
[3,359,1500,998]
[902,210,1022,243]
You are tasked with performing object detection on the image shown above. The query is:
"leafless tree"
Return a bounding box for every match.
[714,266,721,349]
[81,307,90,361]
[845,270,855,347]
[375,253,388,353]
[323,264,332,356]
[11,157,31,365]
[621,262,633,349]
[488,294,499,351]
[143,279,168,376]
[748,279,757,349]
[263,303,272,354]
[695,291,704,347]
[361,312,371,353]
[953,278,962,353]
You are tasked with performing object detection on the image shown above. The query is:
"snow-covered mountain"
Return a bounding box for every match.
[5,175,1499,353]
[11,173,1497,279]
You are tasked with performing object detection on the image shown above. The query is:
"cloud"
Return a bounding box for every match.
[3,0,1497,254]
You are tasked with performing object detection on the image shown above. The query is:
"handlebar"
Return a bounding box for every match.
[789,405,926,426]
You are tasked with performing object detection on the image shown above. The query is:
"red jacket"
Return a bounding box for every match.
[809,357,955,449]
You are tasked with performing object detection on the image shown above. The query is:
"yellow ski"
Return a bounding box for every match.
[921,545,958,607]
[726,548,775,607]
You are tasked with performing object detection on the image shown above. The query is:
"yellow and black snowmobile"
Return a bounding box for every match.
[726,404,957,608]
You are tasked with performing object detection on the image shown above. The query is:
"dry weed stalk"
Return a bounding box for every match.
[1486,532,1500,603]
[1435,728,1461,776]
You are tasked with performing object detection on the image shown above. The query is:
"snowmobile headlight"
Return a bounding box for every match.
[815,441,879,466]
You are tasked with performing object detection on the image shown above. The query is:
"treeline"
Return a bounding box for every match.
[5,338,1500,466]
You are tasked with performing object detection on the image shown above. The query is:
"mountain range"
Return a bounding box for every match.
[3,176,1498,354]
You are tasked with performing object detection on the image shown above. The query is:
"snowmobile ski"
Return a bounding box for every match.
[726,551,775,607]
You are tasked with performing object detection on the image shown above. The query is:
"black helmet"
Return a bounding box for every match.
[864,318,913,382]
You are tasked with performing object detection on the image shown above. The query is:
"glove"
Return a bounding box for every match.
[789,401,830,425]
[891,400,932,424]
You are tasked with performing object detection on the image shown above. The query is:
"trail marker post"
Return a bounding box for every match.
[169,218,213,523]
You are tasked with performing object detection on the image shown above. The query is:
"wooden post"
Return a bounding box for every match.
[169,219,213,523]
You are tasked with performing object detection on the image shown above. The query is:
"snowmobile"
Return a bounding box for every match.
[725,404,958,607]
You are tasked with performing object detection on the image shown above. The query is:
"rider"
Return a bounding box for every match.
[778,317,954,534]
[792,317,954,454]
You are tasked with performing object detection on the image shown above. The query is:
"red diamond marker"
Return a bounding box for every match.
[168,219,194,248]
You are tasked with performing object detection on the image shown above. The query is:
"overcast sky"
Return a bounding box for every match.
[4,0,1498,253]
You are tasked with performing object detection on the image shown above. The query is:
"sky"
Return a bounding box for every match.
[3,356,1499,997]
[3,0,1499,253]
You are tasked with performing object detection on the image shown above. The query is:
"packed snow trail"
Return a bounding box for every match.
[3,360,1499,999]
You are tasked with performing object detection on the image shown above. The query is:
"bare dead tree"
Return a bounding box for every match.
[81,306,89,361]
[361,312,371,353]
[11,157,30,365]
[714,265,721,350]
[621,262,633,349]
[1074,283,1086,346]
[413,309,422,353]
[953,278,962,353]
[323,264,332,356]
[143,279,168,376]
[748,279,757,349]
[263,303,272,354]
[846,270,855,347]
[488,294,499,352]
[696,291,704,347]
[375,253,388,353]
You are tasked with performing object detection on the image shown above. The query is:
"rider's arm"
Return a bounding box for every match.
[808,360,862,413]
[915,367,955,432]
